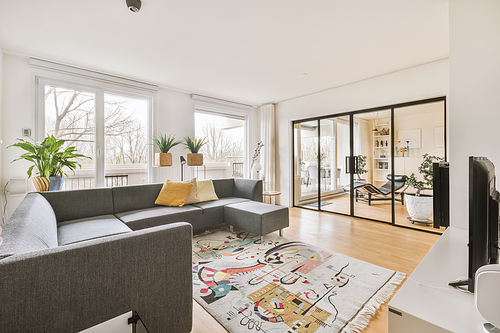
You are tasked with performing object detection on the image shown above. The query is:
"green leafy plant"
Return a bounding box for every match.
[355,155,368,180]
[183,136,208,154]
[152,134,181,153]
[406,153,444,196]
[8,135,90,178]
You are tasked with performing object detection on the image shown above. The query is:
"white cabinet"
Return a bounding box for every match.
[388,228,487,333]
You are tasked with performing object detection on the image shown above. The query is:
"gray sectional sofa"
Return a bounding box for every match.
[0,177,281,333]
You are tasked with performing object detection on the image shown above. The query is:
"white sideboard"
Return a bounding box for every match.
[388,227,488,333]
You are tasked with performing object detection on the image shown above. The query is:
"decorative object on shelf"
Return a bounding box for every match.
[406,141,410,157]
[405,153,445,222]
[183,136,207,166]
[152,134,181,167]
[376,140,379,147]
[380,150,386,158]
[8,135,89,191]
[377,128,389,135]
[386,140,388,147]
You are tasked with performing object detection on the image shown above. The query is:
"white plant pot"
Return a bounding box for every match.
[405,194,433,222]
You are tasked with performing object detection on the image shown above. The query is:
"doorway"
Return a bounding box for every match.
[292,97,447,233]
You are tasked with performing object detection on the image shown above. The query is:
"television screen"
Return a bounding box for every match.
[449,156,499,292]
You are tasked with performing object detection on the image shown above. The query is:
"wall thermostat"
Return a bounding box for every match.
[22,128,31,137]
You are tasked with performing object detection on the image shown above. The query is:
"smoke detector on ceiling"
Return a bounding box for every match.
[126,0,142,13]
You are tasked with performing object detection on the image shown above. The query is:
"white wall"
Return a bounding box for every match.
[0,48,3,227]
[276,59,449,207]
[449,0,500,229]
[0,53,260,218]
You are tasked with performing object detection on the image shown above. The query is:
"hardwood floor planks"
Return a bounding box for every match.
[191,207,440,333]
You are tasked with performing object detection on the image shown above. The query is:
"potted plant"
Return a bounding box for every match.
[355,155,368,180]
[8,135,89,191]
[405,153,444,223]
[183,136,207,166]
[152,134,181,166]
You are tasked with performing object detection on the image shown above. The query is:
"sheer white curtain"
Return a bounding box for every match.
[260,103,276,191]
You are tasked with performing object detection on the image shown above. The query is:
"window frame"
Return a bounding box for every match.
[35,76,154,187]
[194,105,250,179]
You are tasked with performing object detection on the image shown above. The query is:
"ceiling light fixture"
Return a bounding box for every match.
[126,0,142,12]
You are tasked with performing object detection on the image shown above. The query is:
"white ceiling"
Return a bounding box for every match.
[0,0,449,106]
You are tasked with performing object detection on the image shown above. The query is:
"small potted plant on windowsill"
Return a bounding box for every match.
[405,153,444,223]
[183,136,207,166]
[152,134,181,166]
[8,135,89,191]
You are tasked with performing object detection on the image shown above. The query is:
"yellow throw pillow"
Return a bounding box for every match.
[155,179,193,207]
[184,178,201,205]
[196,180,219,202]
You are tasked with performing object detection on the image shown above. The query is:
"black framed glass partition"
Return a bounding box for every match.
[292,97,447,234]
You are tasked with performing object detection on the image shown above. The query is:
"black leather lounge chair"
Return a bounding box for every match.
[343,175,409,206]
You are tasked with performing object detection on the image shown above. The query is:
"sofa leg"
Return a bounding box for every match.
[230,225,234,233]
[279,229,283,237]
[260,236,264,244]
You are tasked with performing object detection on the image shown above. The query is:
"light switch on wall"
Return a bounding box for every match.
[22,128,31,137]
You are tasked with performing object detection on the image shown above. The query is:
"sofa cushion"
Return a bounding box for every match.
[115,205,203,230]
[184,178,201,204]
[57,214,132,246]
[196,179,219,202]
[112,183,163,214]
[155,180,193,207]
[192,197,250,210]
[40,188,114,222]
[212,178,234,198]
[0,193,58,259]
[191,197,249,229]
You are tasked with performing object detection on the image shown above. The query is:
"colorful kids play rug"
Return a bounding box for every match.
[192,229,405,333]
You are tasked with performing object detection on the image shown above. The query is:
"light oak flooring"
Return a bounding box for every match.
[191,207,440,333]
[300,192,446,234]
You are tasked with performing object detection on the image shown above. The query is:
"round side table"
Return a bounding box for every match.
[263,191,281,205]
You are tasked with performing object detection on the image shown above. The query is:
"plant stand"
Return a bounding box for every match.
[407,216,432,226]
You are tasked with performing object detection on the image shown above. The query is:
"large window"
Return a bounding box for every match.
[194,110,247,178]
[38,78,152,188]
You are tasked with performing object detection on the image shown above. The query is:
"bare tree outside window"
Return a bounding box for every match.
[195,112,246,178]
[200,121,243,162]
[44,85,149,187]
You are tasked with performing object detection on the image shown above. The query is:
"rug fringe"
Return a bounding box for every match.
[342,271,406,333]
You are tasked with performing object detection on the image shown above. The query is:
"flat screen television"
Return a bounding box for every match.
[450,156,500,292]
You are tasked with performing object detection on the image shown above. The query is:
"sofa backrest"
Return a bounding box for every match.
[212,178,235,198]
[0,193,58,259]
[112,183,163,214]
[40,188,114,223]
[234,178,263,202]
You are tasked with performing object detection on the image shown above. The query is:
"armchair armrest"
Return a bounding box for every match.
[0,222,193,333]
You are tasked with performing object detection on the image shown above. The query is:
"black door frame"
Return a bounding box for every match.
[291,96,447,233]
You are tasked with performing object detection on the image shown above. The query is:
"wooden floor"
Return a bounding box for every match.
[300,192,445,234]
[191,207,440,333]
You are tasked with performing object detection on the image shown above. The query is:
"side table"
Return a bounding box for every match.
[263,191,281,205]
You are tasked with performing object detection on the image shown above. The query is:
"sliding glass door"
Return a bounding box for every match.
[293,116,351,215]
[352,110,393,223]
[292,97,447,234]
